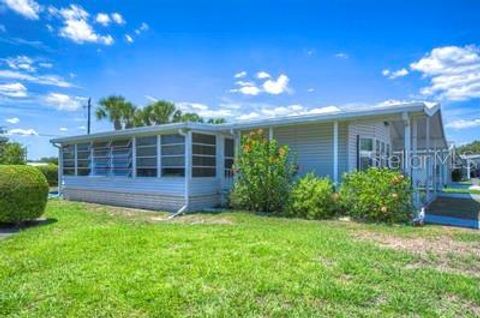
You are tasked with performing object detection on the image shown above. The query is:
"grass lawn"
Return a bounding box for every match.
[1,200,480,317]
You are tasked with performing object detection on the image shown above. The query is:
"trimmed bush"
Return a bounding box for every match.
[230,130,297,213]
[286,173,337,220]
[0,165,49,224]
[339,168,412,223]
[36,164,58,187]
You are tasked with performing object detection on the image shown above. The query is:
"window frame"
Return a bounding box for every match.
[136,135,158,178]
[161,134,185,177]
[192,133,216,178]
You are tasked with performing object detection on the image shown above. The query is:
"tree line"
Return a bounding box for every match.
[96,96,226,130]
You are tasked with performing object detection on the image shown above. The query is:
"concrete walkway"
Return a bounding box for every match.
[426,194,480,229]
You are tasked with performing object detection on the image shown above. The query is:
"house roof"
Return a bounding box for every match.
[51,101,443,144]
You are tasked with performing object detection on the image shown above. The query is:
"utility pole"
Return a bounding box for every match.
[87,98,92,135]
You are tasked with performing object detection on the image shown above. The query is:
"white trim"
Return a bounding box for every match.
[132,137,137,178]
[426,116,431,198]
[268,127,274,141]
[157,135,161,178]
[333,121,339,184]
[403,113,411,174]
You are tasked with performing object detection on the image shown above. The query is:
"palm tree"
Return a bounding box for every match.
[174,112,204,123]
[207,118,226,124]
[139,100,181,126]
[96,96,137,130]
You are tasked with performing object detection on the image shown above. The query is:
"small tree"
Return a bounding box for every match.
[230,130,296,213]
[0,141,26,165]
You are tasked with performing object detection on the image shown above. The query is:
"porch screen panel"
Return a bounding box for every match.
[192,133,216,177]
[62,144,75,176]
[224,138,234,177]
[93,141,111,176]
[136,136,157,177]
[359,138,373,171]
[112,139,132,177]
[76,143,91,176]
[161,134,185,177]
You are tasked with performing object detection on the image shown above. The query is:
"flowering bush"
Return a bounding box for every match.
[286,173,337,220]
[339,168,412,223]
[230,129,297,213]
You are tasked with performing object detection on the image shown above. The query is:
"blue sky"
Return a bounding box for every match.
[0,0,479,159]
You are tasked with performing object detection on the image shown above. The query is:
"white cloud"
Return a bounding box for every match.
[3,0,41,20]
[234,71,247,79]
[307,88,315,93]
[38,62,53,68]
[111,12,125,25]
[230,85,262,96]
[335,52,349,59]
[8,128,38,136]
[78,125,86,131]
[59,127,68,131]
[0,69,73,87]
[0,82,27,97]
[237,104,340,121]
[134,22,149,35]
[256,71,271,79]
[3,55,35,72]
[262,74,290,95]
[125,34,133,43]
[6,117,20,124]
[95,13,111,26]
[51,5,114,45]
[446,119,480,130]
[177,102,234,118]
[44,92,85,111]
[382,68,409,79]
[409,45,480,101]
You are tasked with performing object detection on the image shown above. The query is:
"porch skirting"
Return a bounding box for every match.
[63,188,221,212]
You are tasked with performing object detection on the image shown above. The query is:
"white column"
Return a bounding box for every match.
[184,131,192,207]
[58,146,63,195]
[268,127,274,141]
[132,137,137,178]
[425,116,431,199]
[411,118,418,183]
[157,135,161,178]
[333,121,339,184]
[467,159,471,180]
[74,144,78,176]
[217,135,225,186]
[403,113,411,175]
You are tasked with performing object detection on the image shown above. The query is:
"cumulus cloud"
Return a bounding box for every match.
[3,55,35,72]
[5,117,20,124]
[234,71,247,79]
[111,13,125,25]
[230,72,291,96]
[409,45,480,101]
[3,0,41,20]
[59,127,68,131]
[7,128,38,136]
[134,22,149,35]
[177,102,235,118]
[256,71,271,79]
[382,68,409,79]
[44,92,85,111]
[50,5,114,45]
[307,88,315,92]
[0,69,73,87]
[125,34,134,43]
[334,52,349,59]
[446,119,480,130]
[237,104,340,121]
[0,82,27,97]
[262,74,290,95]
[95,13,111,26]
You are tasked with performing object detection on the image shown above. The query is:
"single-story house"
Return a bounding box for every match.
[51,102,449,212]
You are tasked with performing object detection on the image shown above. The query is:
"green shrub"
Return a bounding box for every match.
[36,164,58,186]
[286,173,337,220]
[0,165,49,224]
[230,129,297,213]
[339,168,412,223]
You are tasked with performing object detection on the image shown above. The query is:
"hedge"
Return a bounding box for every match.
[0,165,49,224]
[36,164,58,186]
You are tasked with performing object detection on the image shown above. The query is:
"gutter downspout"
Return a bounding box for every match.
[169,128,190,219]
[51,142,63,197]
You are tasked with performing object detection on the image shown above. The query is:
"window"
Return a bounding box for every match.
[93,141,111,176]
[192,133,216,177]
[375,140,381,167]
[62,144,75,176]
[76,143,91,176]
[380,142,386,167]
[224,138,234,178]
[111,139,132,177]
[359,138,373,171]
[161,134,185,177]
[136,136,158,177]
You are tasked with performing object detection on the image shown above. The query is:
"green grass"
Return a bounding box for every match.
[442,188,480,195]
[1,200,480,317]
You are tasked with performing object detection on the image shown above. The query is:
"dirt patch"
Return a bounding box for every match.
[354,231,480,277]
[163,214,235,225]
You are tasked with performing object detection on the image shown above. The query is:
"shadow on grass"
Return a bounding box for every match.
[0,218,58,239]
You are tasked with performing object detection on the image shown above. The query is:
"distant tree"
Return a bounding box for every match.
[38,156,58,165]
[139,100,181,125]
[175,112,204,123]
[207,118,226,124]
[457,140,480,154]
[0,142,26,165]
[96,95,137,130]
